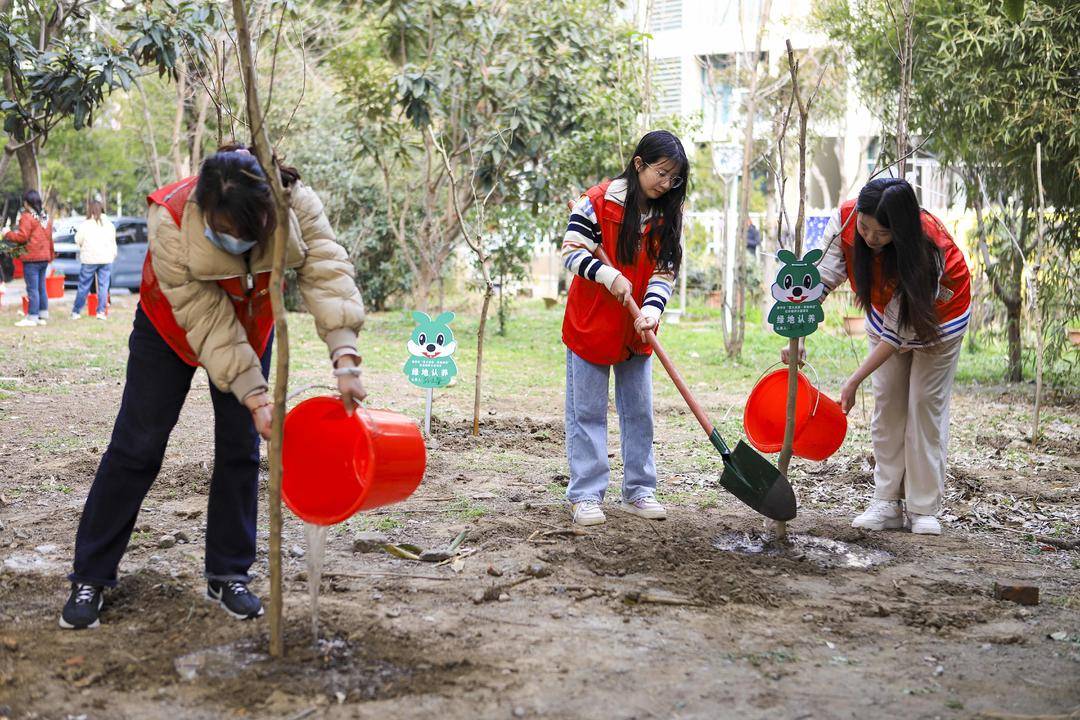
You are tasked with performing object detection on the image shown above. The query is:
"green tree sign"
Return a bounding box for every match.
[404,311,458,389]
[768,249,825,338]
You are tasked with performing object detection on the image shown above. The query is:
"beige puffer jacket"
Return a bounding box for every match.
[148,181,365,402]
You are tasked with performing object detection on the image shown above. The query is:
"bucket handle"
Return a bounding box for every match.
[751,360,822,417]
[285,382,377,426]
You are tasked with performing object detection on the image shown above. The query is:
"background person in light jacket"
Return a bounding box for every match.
[71,200,117,320]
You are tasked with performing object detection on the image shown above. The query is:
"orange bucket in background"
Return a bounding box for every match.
[87,293,107,317]
[743,363,847,461]
[282,396,426,526]
[45,273,64,299]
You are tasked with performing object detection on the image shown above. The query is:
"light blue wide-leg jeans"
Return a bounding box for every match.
[565,348,657,503]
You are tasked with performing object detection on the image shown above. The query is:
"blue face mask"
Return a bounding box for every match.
[204,226,256,255]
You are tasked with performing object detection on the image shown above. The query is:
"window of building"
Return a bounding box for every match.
[652,57,682,116]
[649,0,683,32]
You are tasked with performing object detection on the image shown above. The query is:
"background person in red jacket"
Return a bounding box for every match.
[804,177,972,536]
[560,130,688,526]
[5,190,54,327]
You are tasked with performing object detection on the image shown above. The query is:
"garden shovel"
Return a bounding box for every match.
[593,248,796,521]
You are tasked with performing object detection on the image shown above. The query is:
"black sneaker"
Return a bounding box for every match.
[59,583,104,629]
[206,580,264,620]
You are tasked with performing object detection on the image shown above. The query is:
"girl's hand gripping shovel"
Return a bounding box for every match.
[594,247,796,521]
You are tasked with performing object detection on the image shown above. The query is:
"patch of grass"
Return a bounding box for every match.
[39,479,73,494]
[373,515,404,531]
[945,699,965,710]
[445,497,488,520]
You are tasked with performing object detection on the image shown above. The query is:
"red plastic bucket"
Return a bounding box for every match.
[45,273,64,298]
[743,369,815,453]
[743,364,847,460]
[87,293,108,317]
[282,396,426,525]
[791,389,847,461]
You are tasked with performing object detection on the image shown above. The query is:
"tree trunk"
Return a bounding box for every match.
[191,89,211,171]
[895,0,915,177]
[135,83,164,187]
[473,283,493,435]
[727,0,773,359]
[232,0,291,658]
[171,58,190,180]
[15,143,38,191]
[1005,295,1022,383]
[1031,142,1045,444]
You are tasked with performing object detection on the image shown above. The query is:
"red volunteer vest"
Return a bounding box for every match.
[562,182,660,365]
[838,199,970,324]
[140,177,274,367]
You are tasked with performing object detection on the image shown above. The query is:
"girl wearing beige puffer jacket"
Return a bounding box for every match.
[61,146,367,630]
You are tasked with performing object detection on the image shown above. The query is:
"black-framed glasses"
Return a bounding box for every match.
[643,160,684,189]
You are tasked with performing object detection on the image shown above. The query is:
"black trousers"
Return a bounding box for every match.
[70,305,271,587]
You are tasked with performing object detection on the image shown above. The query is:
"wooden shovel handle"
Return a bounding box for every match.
[593,247,714,436]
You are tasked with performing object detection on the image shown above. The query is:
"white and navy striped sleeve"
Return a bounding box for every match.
[639,266,676,321]
[817,210,848,292]
[561,194,622,291]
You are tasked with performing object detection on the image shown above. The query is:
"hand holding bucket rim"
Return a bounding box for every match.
[591,246,797,521]
[245,357,367,441]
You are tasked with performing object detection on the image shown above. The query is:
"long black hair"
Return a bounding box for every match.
[194,142,300,246]
[614,130,688,273]
[853,178,942,343]
[23,190,45,220]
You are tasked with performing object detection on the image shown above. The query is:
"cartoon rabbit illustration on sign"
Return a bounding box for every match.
[768,249,826,338]
[404,311,458,388]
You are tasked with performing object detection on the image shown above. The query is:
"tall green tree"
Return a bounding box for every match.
[335,0,644,310]
[816,0,1080,382]
[0,0,211,194]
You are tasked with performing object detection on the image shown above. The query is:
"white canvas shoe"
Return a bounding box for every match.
[619,495,667,520]
[571,500,606,526]
[852,499,905,530]
[909,513,942,535]
[70,312,81,320]
[14,317,39,327]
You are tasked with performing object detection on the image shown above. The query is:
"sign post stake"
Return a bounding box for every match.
[404,311,458,438]
[424,387,433,437]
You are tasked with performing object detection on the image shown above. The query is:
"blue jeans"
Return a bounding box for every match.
[70,305,272,587]
[565,349,657,503]
[22,260,49,319]
[72,263,111,315]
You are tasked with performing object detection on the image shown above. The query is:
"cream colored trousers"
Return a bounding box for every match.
[868,334,964,515]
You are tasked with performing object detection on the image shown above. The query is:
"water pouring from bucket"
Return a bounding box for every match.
[281,394,426,641]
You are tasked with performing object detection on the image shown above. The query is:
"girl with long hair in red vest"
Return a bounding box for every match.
[808,178,971,535]
[561,130,689,526]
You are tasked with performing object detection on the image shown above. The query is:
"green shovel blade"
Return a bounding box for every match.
[710,430,797,521]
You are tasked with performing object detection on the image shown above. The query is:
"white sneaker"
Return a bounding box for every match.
[95,313,107,320]
[37,317,47,325]
[70,312,81,320]
[909,513,942,535]
[852,499,905,530]
[14,317,39,327]
[619,495,667,520]
[571,500,606,526]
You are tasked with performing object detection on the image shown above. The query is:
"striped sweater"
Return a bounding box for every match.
[561,179,676,321]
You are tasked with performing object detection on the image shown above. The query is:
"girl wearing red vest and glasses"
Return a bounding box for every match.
[60,146,366,630]
[808,178,971,536]
[561,130,688,526]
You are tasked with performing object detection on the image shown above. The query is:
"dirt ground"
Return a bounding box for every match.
[1,300,1078,720]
